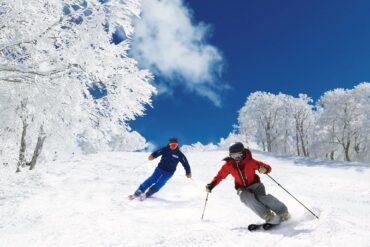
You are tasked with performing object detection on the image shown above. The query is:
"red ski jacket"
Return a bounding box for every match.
[210,150,271,190]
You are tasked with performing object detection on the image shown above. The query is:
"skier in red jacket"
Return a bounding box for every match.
[206,142,290,223]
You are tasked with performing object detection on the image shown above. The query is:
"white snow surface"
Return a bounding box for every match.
[1,151,370,247]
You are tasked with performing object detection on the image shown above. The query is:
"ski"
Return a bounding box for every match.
[247,224,263,231]
[248,222,280,231]
[262,223,280,230]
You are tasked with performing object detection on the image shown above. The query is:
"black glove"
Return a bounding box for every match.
[205,183,214,193]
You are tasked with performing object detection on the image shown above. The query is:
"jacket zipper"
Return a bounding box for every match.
[236,162,247,187]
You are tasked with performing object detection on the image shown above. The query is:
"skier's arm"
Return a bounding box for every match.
[150,147,165,159]
[208,164,230,189]
[179,153,191,176]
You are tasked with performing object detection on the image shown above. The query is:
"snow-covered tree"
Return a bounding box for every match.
[314,83,370,162]
[218,132,247,150]
[181,132,259,153]
[0,0,156,171]
[237,92,289,152]
[181,142,218,153]
[351,83,370,162]
[285,94,314,157]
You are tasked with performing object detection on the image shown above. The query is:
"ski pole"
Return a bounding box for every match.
[201,192,209,220]
[266,174,319,219]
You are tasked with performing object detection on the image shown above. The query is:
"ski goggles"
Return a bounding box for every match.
[169,143,178,149]
[230,152,243,160]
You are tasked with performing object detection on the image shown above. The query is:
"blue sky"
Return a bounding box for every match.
[130,0,370,147]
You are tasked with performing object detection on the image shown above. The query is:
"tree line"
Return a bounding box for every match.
[237,83,370,163]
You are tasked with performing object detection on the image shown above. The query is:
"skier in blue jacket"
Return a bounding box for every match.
[129,138,192,200]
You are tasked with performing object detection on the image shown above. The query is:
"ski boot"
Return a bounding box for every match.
[128,190,143,200]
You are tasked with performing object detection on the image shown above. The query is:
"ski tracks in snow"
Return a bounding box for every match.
[1,151,370,247]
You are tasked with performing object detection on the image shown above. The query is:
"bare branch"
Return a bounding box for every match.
[0,77,23,83]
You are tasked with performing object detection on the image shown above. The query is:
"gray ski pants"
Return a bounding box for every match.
[238,182,288,219]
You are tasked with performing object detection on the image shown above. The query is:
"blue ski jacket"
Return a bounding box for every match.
[151,146,191,174]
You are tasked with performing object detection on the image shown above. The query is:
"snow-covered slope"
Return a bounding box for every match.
[1,151,370,247]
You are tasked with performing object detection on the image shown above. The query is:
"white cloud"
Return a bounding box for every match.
[131,0,227,106]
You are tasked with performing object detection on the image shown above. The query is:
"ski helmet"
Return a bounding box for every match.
[229,142,245,153]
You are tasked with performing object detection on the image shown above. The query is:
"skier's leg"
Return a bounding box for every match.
[136,167,162,193]
[239,186,271,220]
[145,171,173,197]
[258,194,288,215]
[254,183,288,216]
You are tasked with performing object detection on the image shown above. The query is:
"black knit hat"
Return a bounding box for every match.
[169,137,178,143]
[229,142,245,153]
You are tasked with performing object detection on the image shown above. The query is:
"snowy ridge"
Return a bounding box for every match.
[1,151,370,247]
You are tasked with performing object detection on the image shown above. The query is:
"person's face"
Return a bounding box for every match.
[169,142,178,150]
[230,151,243,161]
